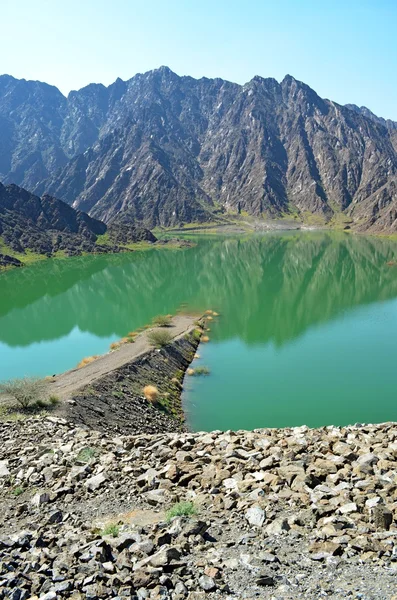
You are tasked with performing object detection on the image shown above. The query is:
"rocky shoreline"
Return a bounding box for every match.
[1,415,397,599]
[59,329,201,435]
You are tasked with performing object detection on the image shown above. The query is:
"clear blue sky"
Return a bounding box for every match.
[2,0,396,119]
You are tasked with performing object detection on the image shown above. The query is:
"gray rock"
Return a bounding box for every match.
[266,518,290,535]
[198,575,216,591]
[85,472,107,491]
[31,492,50,506]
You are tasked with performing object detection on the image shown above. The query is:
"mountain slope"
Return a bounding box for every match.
[0,183,157,269]
[1,69,397,231]
[0,182,107,259]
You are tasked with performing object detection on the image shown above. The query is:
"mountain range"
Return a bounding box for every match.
[1,67,397,232]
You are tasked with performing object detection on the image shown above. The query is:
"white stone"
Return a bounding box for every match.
[245,505,265,527]
[339,502,357,514]
[0,460,10,477]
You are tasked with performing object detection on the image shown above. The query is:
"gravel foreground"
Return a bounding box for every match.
[1,418,397,600]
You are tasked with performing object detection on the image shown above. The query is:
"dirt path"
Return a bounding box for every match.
[50,315,197,399]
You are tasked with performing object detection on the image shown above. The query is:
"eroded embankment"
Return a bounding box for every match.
[0,419,397,599]
[56,324,201,435]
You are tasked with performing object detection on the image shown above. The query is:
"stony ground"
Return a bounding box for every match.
[1,418,397,599]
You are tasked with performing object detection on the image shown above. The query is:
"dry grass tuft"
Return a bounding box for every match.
[147,330,173,348]
[77,355,99,369]
[143,385,160,403]
[152,314,173,327]
[206,315,213,321]
[212,311,219,317]
[171,377,182,389]
[110,342,121,351]
[201,335,210,343]
[121,336,135,344]
[194,353,200,359]
[205,310,213,315]
[187,368,195,376]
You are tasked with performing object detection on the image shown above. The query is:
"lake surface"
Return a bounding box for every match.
[1,231,397,431]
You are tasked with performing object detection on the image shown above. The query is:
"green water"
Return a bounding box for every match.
[1,232,397,431]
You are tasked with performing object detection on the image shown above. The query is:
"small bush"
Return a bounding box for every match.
[76,447,97,464]
[166,501,197,522]
[0,377,48,409]
[78,356,99,368]
[143,385,160,403]
[147,330,173,348]
[101,523,120,538]
[190,366,210,376]
[152,314,173,327]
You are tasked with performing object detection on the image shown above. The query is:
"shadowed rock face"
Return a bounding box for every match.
[1,69,397,231]
[0,183,157,261]
[0,182,107,256]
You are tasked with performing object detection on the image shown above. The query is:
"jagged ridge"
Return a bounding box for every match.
[1,69,397,231]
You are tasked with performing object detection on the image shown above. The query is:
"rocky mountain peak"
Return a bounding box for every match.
[1,68,397,232]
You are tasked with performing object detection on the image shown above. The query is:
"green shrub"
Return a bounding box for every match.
[148,330,173,348]
[12,487,24,497]
[152,314,173,327]
[101,523,120,537]
[0,377,48,409]
[166,501,197,522]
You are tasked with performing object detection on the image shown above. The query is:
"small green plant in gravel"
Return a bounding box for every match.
[152,314,173,327]
[75,447,97,464]
[101,523,120,537]
[166,501,197,522]
[12,487,24,497]
[147,330,173,348]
